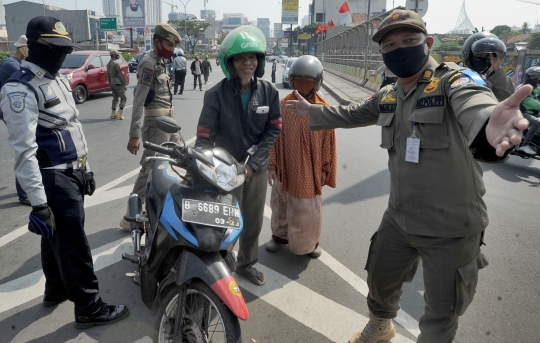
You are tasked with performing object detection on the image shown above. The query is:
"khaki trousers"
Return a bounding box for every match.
[232,169,268,274]
[131,116,181,204]
[365,210,488,343]
[111,84,127,110]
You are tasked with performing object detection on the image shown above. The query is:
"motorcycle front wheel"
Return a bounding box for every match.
[154,280,242,343]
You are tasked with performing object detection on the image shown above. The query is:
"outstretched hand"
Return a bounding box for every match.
[284,90,311,116]
[486,85,531,156]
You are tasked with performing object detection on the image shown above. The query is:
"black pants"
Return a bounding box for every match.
[193,74,202,90]
[174,70,186,94]
[40,168,103,315]
[271,71,276,83]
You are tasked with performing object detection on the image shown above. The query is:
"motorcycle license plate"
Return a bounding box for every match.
[182,199,241,229]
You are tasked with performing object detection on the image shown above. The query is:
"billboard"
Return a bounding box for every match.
[123,0,145,28]
[228,17,242,25]
[282,0,299,25]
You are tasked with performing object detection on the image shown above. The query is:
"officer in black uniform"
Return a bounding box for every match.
[1,16,129,329]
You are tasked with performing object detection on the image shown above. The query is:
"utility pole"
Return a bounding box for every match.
[179,0,192,52]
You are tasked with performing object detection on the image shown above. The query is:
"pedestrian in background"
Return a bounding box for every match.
[373,63,397,89]
[266,55,337,258]
[271,59,277,83]
[195,26,281,286]
[106,49,127,120]
[173,49,187,95]
[1,16,129,329]
[286,10,530,343]
[120,23,182,229]
[201,55,212,85]
[0,34,30,205]
[191,55,203,91]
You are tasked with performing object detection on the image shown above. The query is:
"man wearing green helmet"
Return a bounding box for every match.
[195,26,282,286]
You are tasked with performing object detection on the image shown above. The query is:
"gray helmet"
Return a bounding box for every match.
[289,55,324,92]
[462,32,497,64]
[525,66,540,77]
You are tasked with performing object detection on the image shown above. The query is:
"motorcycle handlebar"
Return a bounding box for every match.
[143,141,175,156]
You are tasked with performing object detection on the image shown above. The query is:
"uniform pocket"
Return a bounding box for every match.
[364,230,386,271]
[376,112,395,150]
[454,251,489,316]
[408,109,449,149]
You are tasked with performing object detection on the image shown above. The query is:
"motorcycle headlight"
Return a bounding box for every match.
[196,158,245,191]
[65,73,73,80]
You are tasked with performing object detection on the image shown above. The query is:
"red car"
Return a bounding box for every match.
[60,50,129,104]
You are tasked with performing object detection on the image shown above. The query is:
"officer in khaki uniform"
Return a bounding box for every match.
[286,10,530,343]
[120,23,181,229]
[107,49,127,119]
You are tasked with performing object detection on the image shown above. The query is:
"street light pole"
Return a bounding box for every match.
[179,0,192,52]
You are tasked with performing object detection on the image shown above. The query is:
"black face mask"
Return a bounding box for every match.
[468,56,491,74]
[27,40,68,75]
[382,42,429,78]
[527,78,540,87]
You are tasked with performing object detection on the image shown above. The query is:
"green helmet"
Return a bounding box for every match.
[219,25,267,80]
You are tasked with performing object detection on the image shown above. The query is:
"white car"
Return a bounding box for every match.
[282,57,298,88]
[277,55,288,63]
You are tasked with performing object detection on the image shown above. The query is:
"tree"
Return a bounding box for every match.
[490,25,514,43]
[527,32,540,50]
[217,31,228,45]
[293,26,303,43]
[168,18,211,54]
[522,22,532,34]
[433,41,463,52]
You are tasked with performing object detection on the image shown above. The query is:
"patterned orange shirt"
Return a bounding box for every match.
[269,92,337,199]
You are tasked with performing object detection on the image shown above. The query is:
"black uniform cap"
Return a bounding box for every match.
[26,16,80,48]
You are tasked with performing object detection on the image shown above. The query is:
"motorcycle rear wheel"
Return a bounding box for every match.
[154,280,242,343]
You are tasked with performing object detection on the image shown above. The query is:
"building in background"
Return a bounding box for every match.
[312,0,386,26]
[257,18,270,38]
[274,22,283,39]
[102,0,122,26]
[168,12,196,21]
[301,15,309,28]
[201,9,216,20]
[222,13,245,32]
[0,0,6,30]
[5,1,106,50]
[146,0,161,25]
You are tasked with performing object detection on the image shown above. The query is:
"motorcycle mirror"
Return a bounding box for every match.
[155,116,180,133]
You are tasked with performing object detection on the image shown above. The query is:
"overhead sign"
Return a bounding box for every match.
[282,0,299,24]
[99,18,117,31]
[405,0,428,17]
[298,33,311,40]
[123,0,146,28]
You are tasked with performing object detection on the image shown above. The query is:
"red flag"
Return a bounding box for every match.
[338,1,350,13]
[322,24,328,31]
[317,25,322,31]
[315,29,320,35]
[329,20,335,28]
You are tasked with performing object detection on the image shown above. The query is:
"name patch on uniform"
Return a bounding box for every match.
[141,68,155,86]
[379,104,397,113]
[416,95,445,109]
[7,92,26,113]
[381,93,396,103]
[39,84,58,102]
[450,76,472,90]
[424,78,440,93]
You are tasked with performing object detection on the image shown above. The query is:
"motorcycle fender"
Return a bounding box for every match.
[177,251,249,321]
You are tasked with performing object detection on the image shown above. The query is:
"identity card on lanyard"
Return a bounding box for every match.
[405,122,420,163]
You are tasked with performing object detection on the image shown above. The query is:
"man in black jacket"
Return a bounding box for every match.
[195,26,281,286]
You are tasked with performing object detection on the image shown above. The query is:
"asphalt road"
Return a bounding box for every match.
[0,61,539,343]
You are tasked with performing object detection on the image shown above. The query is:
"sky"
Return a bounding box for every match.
[4,0,540,34]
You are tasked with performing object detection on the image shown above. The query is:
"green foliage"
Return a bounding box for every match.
[217,31,228,45]
[121,52,135,61]
[527,32,540,50]
[168,18,211,54]
[0,51,13,63]
[433,41,463,52]
[522,22,532,34]
[490,25,518,42]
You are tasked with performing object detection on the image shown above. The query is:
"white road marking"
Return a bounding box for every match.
[133,336,153,343]
[236,264,414,343]
[0,237,131,314]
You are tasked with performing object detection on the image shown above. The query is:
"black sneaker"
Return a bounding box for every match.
[43,293,69,307]
[18,196,31,206]
[75,304,129,329]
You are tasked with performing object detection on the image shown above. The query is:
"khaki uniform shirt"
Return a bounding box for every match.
[129,50,173,138]
[107,59,127,86]
[486,67,515,102]
[310,57,502,238]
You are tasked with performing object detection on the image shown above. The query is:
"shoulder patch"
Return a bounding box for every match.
[450,76,472,90]
[424,78,440,93]
[460,68,487,86]
[362,93,376,105]
[141,68,155,86]
[381,93,396,103]
[447,72,463,84]
[39,84,58,101]
[7,92,27,113]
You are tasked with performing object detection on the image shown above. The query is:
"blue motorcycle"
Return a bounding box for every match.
[123,116,253,343]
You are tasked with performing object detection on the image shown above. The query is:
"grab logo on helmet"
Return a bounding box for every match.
[239,32,259,49]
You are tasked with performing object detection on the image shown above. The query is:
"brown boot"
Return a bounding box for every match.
[116,109,124,120]
[348,312,396,343]
[110,109,117,119]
